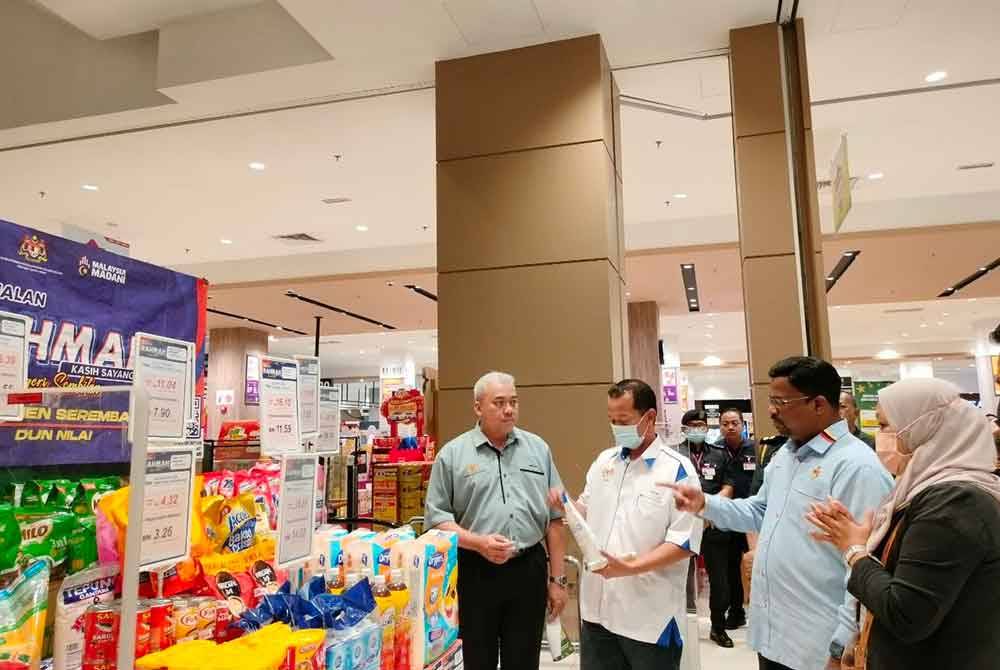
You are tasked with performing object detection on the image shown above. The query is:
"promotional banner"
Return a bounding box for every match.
[854,380,892,438]
[0,219,207,466]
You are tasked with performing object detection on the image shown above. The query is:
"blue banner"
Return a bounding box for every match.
[0,220,207,466]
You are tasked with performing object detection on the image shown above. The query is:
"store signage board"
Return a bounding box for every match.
[245,354,261,405]
[314,400,341,454]
[276,454,318,568]
[260,356,302,456]
[140,446,196,570]
[132,332,195,442]
[0,311,30,421]
[831,134,852,232]
[295,355,321,438]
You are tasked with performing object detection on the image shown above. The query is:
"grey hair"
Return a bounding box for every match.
[474,371,516,401]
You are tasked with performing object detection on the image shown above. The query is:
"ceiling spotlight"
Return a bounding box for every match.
[705,333,713,339]
[268,335,276,342]
[867,172,884,180]
[359,349,365,354]
[920,323,928,328]
[843,251,855,257]
[682,264,693,270]
[935,357,944,361]
[942,312,950,317]
[707,323,715,329]
[673,193,688,199]
[980,267,988,272]
[248,162,267,171]
[902,332,910,337]
[687,287,696,292]
[626,292,631,297]
[355,225,369,232]
[220,239,233,245]
[876,349,901,360]
[924,70,948,83]
[937,321,945,326]
[81,184,99,191]
[276,326,283,331]
[826,276,835,281]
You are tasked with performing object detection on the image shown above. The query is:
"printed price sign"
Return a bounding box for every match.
[276,454,318,568]
[140,448,195,569]
[133,333,194,441]
[295,355,321,438]
[0,312,29,421]
[260,356,301,456]
[313,400,341,454]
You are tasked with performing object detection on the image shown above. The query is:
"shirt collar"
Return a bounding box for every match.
[472,424,518,450]
[798,419,849,456]
[619,436,661,468]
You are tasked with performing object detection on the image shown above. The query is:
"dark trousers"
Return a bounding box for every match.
[727,532,747,620]
[702,529,745,629]
[581,621,681,670]
[758,655,796,670]
[458,543,547,670]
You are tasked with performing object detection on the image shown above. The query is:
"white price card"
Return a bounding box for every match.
[260,356,302,456]
[313,400,341,454]
[133,333,194,441]
[276,454,318,568]
[140,448,196,569]
[295,355,321,438]
[0,312,29,421]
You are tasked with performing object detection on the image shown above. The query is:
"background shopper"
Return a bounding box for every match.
[807,378,1000,670]
[553,379,703,670]
[717,408,755,632]
[664,356,892,670]
[682,409,738,648]
[839,392,876,449]
[425,371,568,670]
[676,410,710,617]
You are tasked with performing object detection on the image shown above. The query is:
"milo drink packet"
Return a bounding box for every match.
[15,506,79,573]
[67,516,98,574]
[0,504,20,584]
[18,481,46,508]
[45,479,75,509]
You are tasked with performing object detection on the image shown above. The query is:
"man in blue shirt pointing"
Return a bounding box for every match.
[663,356,892,670]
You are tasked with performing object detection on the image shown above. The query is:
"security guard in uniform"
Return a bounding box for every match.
[682,409,737,648]
[716,409,756,632]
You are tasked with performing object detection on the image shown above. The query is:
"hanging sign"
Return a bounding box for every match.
[140,447,196,569]
[831,134,853,232]
[259,356,301,456]
[275,454,318,568]
[0,311,30,421]
[295,355,321,438]
[133,332,194,441]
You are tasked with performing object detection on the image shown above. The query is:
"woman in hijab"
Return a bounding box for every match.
[806,377,1000,670]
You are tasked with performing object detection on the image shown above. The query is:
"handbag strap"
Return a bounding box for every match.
[855,519,905,669]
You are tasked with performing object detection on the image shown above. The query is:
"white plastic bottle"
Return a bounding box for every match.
[561,491,608,572]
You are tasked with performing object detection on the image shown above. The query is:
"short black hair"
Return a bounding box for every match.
[840,391,859,409]
[720,408,744,422]
[608,379,657,415]
[681,409,708,426]
[768,356,842,409]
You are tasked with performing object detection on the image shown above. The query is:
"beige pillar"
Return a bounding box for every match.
[627,301,662,413]
[729,19,832,436]
[435,34,626,496]
[207,327,268,440]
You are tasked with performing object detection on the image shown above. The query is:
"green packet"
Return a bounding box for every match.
[0,504,19,578]
[67,516,97,574]
[14,505,80,571]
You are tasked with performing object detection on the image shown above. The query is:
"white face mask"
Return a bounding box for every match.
[611,413,650,451]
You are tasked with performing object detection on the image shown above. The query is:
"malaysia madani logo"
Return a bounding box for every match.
[18,234,48,263]
[78,256,91,276]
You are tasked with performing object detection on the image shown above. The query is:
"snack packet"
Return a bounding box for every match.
[67,516,97,575]
[15,507,79,573]
[0,560,50,670]
[0,504,20,584]
[53,564,118,670]
[206,494,258,554]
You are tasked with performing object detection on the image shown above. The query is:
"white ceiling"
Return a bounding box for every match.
[267,328,438,380]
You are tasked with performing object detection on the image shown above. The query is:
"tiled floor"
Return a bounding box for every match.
[537,615,758,669]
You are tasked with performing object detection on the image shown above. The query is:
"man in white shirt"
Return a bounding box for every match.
[550,379,704,670]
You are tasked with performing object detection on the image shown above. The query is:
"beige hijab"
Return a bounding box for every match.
[866,377,1000,553]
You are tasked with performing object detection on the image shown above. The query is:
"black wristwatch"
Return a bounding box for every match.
[549,575,568,589]
[829,641,845,660]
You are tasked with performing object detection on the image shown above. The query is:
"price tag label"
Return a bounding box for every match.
[260,357,301,456]
[140,448,195,569]
[313,400,341,454]
[295,356,320,438]
[0,313,29,421]
[134,333,194,441]
[276,454,318,568]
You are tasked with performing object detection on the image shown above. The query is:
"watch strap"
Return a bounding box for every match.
[549,575,568,588]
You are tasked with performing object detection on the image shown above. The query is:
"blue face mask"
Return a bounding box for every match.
[611,415,649,451]
[686,429,707,444]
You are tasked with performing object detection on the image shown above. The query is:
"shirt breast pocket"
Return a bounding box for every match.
[635,488,669,520]
[790,478,830,504]
[518,461,549,499]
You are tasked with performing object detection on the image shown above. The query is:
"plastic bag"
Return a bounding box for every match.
[0,560,50,670]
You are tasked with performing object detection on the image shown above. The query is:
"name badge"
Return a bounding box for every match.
[743,462,756,471]
[703,466,716,480]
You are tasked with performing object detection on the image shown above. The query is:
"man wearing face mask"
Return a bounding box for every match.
[663,357,892,670]
[550,379,703,670]
[680,409,739,647]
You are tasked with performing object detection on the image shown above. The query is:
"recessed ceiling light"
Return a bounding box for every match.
[924,70,948,83]
[902,333,910,337]
[937,321,944,326]
[919,323,928,328]
[355,225,369,232]
[867,172,884,181]
[682,264,693,269]
[968,298,977,302]
[81,184,99,191]
[702,355,722,367]
[706,323,715,329]
[935,357,944,361]
[686,287,696,292]
[673,193,688,199]
[268,335,276,342]
[826,276,835,281]
[846,360,854,365]
[705,333,713,339]
[220,239,233,245]
[626,292,631,297]
[942,312,950,317]
[843,251,855,257]
[876,349,901,360]
[248,162,267,171]
[276,326,283,331]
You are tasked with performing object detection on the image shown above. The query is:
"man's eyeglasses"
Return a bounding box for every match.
[768,395,813,408]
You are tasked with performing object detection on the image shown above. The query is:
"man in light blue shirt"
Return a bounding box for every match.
[665,356,892,670]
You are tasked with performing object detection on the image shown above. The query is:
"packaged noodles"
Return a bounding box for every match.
[0,560,50,670]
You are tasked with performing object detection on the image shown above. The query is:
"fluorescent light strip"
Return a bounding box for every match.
[285,290,396,330]
[680,263,700,312]
[206,307,308,335]
[403,284,438,302]
[825,250,861,292]
[937,256,1000,298]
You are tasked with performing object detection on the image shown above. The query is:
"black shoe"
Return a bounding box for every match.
[725,613,747,630]
[710,629,734,648]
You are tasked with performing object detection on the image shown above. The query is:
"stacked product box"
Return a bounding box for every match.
[373,462,433,525]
